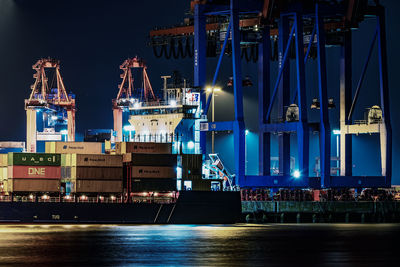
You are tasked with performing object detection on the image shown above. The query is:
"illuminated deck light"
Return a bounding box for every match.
[187,141,195,149]
[169,100,177,107]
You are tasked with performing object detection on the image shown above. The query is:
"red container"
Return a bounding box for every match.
[8,166,61,179]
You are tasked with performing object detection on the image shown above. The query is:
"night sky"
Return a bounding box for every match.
[0,0,399,183]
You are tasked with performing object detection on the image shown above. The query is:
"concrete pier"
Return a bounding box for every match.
[242,201,400,223]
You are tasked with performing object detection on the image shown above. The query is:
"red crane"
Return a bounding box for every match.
[25,58,76,152]
[113,57,157,142]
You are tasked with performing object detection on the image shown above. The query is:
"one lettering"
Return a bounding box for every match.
[28,167,45,176]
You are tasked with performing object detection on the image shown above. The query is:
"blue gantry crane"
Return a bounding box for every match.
[149,0,391,189]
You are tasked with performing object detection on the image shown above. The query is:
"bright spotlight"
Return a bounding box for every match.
[206,87,221,92]
[245,129,249,135]
[170,100,177,107]
[133,102,140,109]
[332,129,341,135]
[60,129,68,135]
[187,141,195,149]
[293,170,301,179]
[123,125,134,131]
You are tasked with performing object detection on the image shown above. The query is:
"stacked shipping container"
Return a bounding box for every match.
[116,142,172,154]
[0,141,215,196]
[178,154,216,191]
[7,153,61,193]
[118,142,177,192]
[61,154,123,193]
[46,142,102,154]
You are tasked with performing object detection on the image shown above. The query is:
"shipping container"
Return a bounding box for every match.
[69,154,123,167]
[71,167,123,180]
[131,178,177,192]
[131,166,176,179]
[124,153,177,166]
[73,180,123,193]
[45,142,102,154]
[8,166,61,179]
[8,153,61,166]
[190,179,213,191]
[116,142,172,154]
[0,154,7,167]
[9,178,60,192]
[179,154,203,179]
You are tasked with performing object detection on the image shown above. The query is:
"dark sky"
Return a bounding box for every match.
[0,0,399,183]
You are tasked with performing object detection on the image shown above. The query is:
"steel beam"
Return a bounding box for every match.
[348,30,377,121]
[26,109,37,152]
[67,109,75,142]
[377,6,392,184]
[205,20,232,113]
[294,12,309,178]
[277,15,291,177]
[340,31,352,176]
[113,108,123,142]
[194,3,207,154]
[316,4,331,187]
[231,0,245,185]
[258,26,271,176]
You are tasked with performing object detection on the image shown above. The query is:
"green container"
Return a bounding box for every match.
[8,152,61,166]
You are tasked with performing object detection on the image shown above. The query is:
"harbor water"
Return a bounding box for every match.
[0,224,399,266]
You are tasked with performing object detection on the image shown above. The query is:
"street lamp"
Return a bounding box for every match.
[206,86,221,154]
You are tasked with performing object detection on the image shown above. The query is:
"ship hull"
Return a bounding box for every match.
[0,191,241,224]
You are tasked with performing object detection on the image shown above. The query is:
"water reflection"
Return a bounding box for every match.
[0,224,399,266]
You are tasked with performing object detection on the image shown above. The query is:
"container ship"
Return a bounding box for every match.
[0,141,241,224]
[0,58,241,224]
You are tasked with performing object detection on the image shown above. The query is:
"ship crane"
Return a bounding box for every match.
[113,57,157,142]
[25,58,76,152]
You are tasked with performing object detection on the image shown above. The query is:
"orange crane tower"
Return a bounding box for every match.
[25,58,76,152]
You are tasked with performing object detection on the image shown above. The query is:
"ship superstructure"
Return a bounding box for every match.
[113,58,202,154]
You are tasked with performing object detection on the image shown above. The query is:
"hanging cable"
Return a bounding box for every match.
[185,37,194,57]
[153,45,163,58]
[163,44,171,59]
[170,39,180,59]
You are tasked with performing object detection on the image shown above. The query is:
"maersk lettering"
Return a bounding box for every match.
[28,167,45,176]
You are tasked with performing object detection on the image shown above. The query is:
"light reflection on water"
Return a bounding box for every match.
[0,224,399,266]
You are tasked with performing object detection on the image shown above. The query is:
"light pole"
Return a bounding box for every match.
[206,87,221,154]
